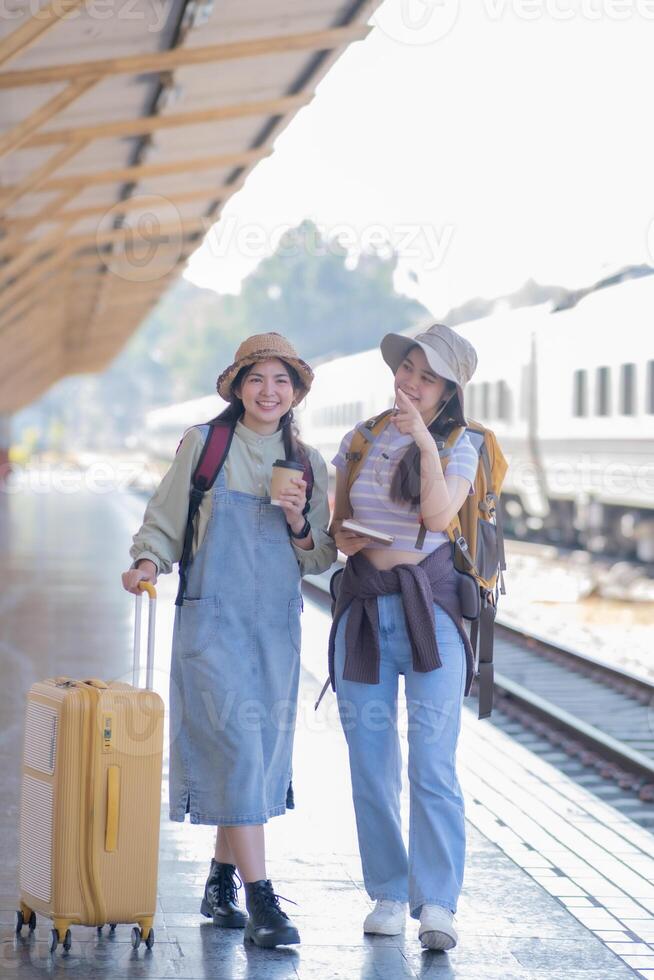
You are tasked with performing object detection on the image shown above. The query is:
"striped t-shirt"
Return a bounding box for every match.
[332,420,479,553]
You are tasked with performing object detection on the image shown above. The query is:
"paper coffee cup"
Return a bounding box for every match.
[270,459,304,505]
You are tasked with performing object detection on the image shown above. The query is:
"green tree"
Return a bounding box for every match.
[14,220,429,447]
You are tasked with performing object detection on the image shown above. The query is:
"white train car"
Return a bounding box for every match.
[299,277,654,560]
[515,277,654,558]
[141,393,224,463]
[294,348,396,472]
[139,274,654,560]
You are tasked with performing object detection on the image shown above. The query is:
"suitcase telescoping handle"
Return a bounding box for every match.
[133,580,157,690]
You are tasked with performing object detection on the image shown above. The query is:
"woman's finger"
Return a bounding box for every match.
[279,490,302,504]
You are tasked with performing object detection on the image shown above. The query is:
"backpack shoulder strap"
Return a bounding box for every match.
[192,419,235,491]
[297,447,314,515]
[444,423,483,571]
[175,420,235,606]
[438,424,467,463]
[345,409,394,494]
[414,424,467,550]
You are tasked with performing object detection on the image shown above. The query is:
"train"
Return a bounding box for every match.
[140,273,654,562]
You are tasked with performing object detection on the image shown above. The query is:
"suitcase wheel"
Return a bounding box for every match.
[109,923,117,932]
[49,927,71,953]
[15,906,36,934]
[130,925,155,950]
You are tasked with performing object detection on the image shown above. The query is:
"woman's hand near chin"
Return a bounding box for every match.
[393,388,433,451]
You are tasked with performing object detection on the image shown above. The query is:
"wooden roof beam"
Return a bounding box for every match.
[0,188,79,257]
[2,184,232,239]
[79,213,207,249]
[0,267,69,334]
[23,92,312,148]
[0,75,99,158]
[0,240,80,321]
[0,25,370,88]
[0,0,88,69]
[0,138,88,210]
[0,215,78,288]
[0,147,269,199]
[0,219,200,318]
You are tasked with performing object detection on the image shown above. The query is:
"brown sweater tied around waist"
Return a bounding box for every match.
[327,542,474,696]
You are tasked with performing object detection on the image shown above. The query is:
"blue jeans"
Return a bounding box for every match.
[334,592,467,918]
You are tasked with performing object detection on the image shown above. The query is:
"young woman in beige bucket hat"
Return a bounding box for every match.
[328,323,479,952]
[122,333,336,948]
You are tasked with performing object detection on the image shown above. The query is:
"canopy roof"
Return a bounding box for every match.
[0,0,376,412]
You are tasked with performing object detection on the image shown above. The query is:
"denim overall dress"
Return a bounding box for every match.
[168,450,302,826]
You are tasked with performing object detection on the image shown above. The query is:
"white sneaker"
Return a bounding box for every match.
[363,899,406,935]
[419,905,458,951]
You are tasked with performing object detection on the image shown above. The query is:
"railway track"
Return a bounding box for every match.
[303,566,654,829]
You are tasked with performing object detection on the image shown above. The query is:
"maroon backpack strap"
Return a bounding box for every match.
[192,420,234,491]
[297,449,314,516]
[175,420,235,606]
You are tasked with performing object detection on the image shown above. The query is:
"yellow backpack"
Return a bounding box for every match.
[343,410,509,718]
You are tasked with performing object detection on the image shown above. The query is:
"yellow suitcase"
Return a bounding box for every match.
[15,582,164,954]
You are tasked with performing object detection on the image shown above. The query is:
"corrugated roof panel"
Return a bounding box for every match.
[0,0,378,412]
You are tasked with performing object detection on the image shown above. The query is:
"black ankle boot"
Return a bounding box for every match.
[200,859,247,928]
[243,879,300,948]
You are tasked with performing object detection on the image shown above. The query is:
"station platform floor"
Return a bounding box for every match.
[1,481,652,978]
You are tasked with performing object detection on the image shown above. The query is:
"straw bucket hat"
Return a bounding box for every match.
[216,332,314,403]
[380,323,478,425]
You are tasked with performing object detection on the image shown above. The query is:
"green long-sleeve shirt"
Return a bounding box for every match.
[130,420,336,577]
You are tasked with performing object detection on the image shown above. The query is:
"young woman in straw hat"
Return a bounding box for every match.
[122,333,336,949]
[328,323,479,952]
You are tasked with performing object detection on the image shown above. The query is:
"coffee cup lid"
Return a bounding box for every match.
[272,459,304,471]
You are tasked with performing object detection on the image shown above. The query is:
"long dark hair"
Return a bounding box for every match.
[390,366,459,510]
[211,359,308,464]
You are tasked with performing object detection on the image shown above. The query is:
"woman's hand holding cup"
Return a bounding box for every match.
[278,476,307,534]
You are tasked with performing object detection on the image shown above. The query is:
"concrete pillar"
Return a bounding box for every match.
[0,413,11,484]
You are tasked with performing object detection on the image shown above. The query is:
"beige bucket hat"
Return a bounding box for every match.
[380,322,478,425]
[217,332,314,402]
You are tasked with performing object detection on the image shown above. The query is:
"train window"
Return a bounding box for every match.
[619,363,636,415]
[466,385,476,418]
[519,366,530,420]
[480,382,490,419]
[573,369,588,417]
[497,380,511,421]
[648,361,654,414]
[595,366,611,416]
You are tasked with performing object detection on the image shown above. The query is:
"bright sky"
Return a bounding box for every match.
[185,0,654,315]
